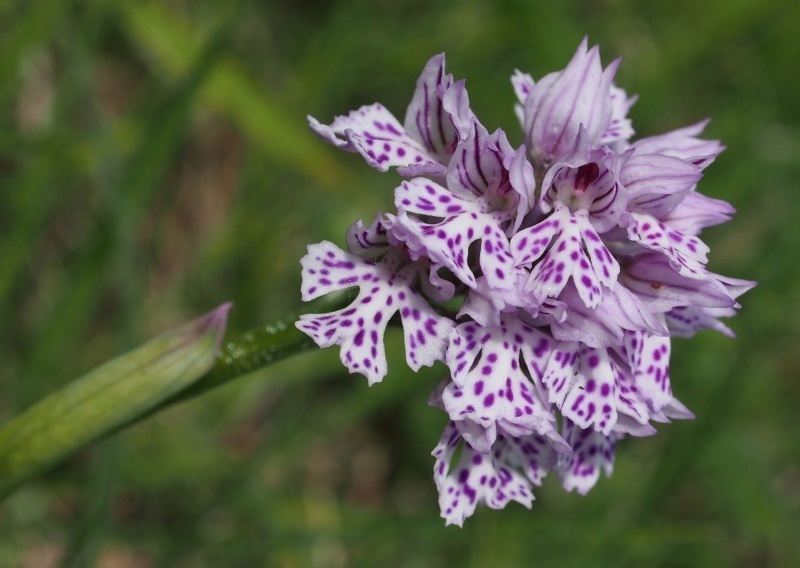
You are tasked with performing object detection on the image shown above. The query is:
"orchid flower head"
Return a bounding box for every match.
[298,39,754,526]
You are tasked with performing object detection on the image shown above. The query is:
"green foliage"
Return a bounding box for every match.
[0,304,228,500]
[0,0,798,566]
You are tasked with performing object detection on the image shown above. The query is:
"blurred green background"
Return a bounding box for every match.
[0,0,798,566]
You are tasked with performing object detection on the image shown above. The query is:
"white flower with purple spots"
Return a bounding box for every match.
[557,419,618,495]
[440,314,564,453]
[433,422,536,527]
[297,39,754,525]
[297,242,454,385]
[309,54,472,176]
[386,117,533,292]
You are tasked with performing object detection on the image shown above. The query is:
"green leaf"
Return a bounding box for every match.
[0,303,231,500]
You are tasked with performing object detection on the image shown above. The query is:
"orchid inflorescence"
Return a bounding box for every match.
[297,39,754,526]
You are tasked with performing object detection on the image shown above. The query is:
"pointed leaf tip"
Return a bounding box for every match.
[196,302,232,345]
[0,303,233,500]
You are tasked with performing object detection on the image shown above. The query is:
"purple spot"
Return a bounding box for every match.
[354,330,365,346]
[425,318,438,336]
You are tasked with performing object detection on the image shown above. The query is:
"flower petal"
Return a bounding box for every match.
[540,134,629,233]
[662,191,736,235]
[388,207,515,291]
[308,104,444,175]
[458,271,532,328]
[445,120,511,199]
[524,38,618,162]
[513,208,619,309]
[403,54,464,159]
[296,243,453,384]
[600,85,637,147]
[433,423,535,527]
[345,214,389,259]
[549,282,667,349]
[621,153,703,220]
[631,119,725,166]
[511,69,535,104]
[495,433,564,487]
[395,178,482,217]
[619,252,737,313]
[442,120,535,233]
[623,212,709,277]
[624,329,672,411]
[556,419,616,495]
[666,305,737,338]
[542,342,656,435]
[544,344,618,434]
[442,315,557,452]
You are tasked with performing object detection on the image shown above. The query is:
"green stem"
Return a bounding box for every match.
[120,295,346,429]
[165,315,316,406]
